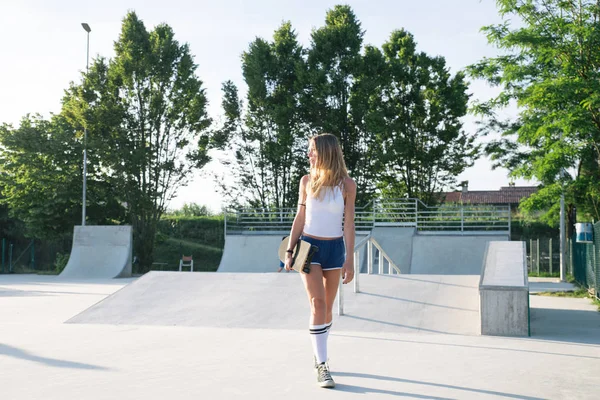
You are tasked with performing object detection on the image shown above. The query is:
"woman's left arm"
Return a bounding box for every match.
[342,178,357,284]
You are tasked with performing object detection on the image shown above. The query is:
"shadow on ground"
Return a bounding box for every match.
[530,307,600,345]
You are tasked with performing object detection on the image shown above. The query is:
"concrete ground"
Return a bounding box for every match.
[1,273,599,400]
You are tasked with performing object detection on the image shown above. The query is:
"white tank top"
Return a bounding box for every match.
[304,185,344,238]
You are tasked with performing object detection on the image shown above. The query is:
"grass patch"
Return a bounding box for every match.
[2,265,59,275]
[528,272,576,283]
[152,237,223,272]
[528,271,560,278]
[533,286,600,311]
[534,288,590,298]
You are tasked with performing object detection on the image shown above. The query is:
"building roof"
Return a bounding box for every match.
[444,186,538,205]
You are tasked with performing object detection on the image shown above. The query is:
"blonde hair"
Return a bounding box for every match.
[308,133,349,200]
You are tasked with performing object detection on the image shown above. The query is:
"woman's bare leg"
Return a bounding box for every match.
[322,269,342,324]
[300,264,326,325]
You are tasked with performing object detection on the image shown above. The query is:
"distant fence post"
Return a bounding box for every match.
[30,240,35,270]
[536,238,540,274]
[508,206,512,238]
[1,238,5,273]
[9,243,13,273]
[414,199,419,228]
[549,238,553,275]
[529,239,533,272]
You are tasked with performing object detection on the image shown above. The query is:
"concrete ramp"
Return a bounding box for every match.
[217,235,285,272]
[67,271,480,335]
[59,226,132,279]
[219,231,509,275]
[219,234,370,273]
[410,234,509,274]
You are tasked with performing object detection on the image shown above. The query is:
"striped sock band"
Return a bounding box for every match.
[309,323,328,363]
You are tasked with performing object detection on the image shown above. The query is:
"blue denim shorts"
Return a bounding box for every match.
[300,235,346,270]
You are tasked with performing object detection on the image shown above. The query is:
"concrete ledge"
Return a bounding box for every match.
[479,241,529,336]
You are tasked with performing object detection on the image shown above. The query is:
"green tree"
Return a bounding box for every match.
[0,115,124,239]
[302,5,375,204]
[63,12,212,271]
[366,30,477,204]
[468,0,600,223]
[0,186,24,239]
[216,22,307,209]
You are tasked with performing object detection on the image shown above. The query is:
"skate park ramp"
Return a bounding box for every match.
[59,225,132,279]
[410,234,509,274]
[217,234,286,272]
[68,271,480,335]
[217,234,370,273]
[218,229,507,274]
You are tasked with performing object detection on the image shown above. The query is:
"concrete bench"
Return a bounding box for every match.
[479,241,530,336]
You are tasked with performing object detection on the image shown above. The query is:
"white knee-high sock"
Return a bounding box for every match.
[309,324,328,364]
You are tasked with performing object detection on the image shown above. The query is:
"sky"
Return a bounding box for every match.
[0,0,535,212]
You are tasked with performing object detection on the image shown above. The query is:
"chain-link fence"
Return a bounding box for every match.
[569,222,600,300]
[1,238,35,273]
[1,237,72,274]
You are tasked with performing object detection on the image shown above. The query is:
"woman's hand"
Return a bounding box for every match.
[285,253,294,271]
[342,260,354,284]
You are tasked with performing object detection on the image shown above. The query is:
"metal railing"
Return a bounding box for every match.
[337,234,401,316]
[224,199,510,235]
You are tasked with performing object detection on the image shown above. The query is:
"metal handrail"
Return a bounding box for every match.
[337,234,402,316]
[224,200,510,235]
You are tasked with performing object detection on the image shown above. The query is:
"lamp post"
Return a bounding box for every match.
[559,166,566,282]
[559,131,566,282]
[81,23,91,226]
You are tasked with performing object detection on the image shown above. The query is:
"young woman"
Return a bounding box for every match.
[284,133,356,389]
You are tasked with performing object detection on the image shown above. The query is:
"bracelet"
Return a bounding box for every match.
[286,250,293,254]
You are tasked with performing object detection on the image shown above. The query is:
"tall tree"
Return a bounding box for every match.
[216,22,307,209]
[365,30,477,204]
[302,5,373,204]
[63,12,212,271]
[0,173,26,239]
[468,0,600,223]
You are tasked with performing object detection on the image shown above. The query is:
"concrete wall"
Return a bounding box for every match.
[480,289,529,336]
[410,235,509,274]
[218,231,510,276]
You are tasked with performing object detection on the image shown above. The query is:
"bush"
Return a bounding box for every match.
[157,215,224,248]
[54,252,70,274]
[152,238,223,272]
[511,219,559,242]
[154,231,169,245]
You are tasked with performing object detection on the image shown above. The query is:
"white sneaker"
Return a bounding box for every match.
[316,362,335,388]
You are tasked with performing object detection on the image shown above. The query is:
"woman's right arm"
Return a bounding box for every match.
[285,175,309,270]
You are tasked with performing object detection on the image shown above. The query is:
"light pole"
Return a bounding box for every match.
[559,131,566,282]
[81,23,91,226]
